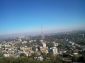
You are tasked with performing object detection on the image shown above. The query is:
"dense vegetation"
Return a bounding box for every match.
[0,53,85,63]
[0,56,62,63]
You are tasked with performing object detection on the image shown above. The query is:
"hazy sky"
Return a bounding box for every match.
[0,0,85,35]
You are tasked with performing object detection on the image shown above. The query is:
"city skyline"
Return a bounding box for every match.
[0,0,85,35]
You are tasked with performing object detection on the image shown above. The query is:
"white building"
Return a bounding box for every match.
[42,42,46,48]
[0,44,2,48]
[22,41,27,44]
[40,40,47,48]
[51,47,58,55]
[34,56,43,61]
[53,42,58,47]
[4,54,10,57]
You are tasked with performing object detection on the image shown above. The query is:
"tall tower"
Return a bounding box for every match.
[41,25,45,40]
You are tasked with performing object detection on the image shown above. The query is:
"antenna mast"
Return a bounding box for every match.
[41,24,44,40]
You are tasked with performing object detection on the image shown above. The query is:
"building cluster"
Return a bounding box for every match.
[0,36,84,62]
[0,38,58,60]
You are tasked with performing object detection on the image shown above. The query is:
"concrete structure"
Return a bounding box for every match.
[51,47,58,55]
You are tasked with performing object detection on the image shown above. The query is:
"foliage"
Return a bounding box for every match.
[0,55,63,63]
